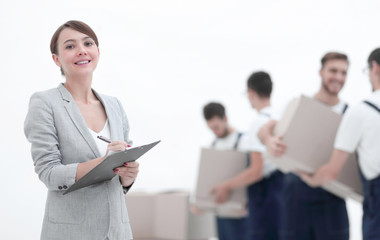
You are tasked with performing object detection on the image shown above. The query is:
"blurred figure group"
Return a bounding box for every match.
[200,48,380,240]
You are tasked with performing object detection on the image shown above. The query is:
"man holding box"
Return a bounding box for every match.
[259,52,350,240]
[298,48,380,240]
[202,102,249,240]
[212,71,284,240]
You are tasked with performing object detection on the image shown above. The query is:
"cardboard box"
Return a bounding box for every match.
[193,148,248,217]
[125,191,216,240]
[268,95,363,202]
[124,192,156,239]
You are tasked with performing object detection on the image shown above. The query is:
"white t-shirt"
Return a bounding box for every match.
[88,119,111,157]
[213,131,245,151]
[273,97,348,120]
[239,106,277,177]
[334,90,380,180]
[329,100,349,115]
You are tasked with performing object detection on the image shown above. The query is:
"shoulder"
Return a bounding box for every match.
[30,87,60,100]
[28,87,62,109]
[251,107,272,126]
[342,102,372,122]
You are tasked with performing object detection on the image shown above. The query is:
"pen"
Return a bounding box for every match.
[97,135,112,143]
[98,135,132,148]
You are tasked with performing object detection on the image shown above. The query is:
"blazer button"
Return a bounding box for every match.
[63,185,68,189]
[58,186,63,190]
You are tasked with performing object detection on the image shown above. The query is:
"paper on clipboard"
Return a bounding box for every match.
[63,140,161,195]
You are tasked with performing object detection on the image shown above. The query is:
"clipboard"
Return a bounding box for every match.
[63,140,161,195]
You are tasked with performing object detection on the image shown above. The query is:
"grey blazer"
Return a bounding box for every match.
[24,83,133,240]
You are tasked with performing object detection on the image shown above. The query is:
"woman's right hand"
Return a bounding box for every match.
[102,141,131,159]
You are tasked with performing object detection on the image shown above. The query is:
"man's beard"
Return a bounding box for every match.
[322,82,339,96]
[219,126,230,138]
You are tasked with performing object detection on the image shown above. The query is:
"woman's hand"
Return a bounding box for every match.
[102,141,138,187]
[114,161,140,187]
[76,141,130,182]
[103,141,130,158]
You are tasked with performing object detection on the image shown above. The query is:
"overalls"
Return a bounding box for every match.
[246,170,284,240]
[213,133,249,240]
[361,101,380,240]
[279,104,350,240]
[279,173,349,240]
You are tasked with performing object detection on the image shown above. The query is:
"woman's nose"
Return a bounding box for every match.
[76,45,87,56]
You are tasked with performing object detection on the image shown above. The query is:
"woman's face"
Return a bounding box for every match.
[52,28,99,77]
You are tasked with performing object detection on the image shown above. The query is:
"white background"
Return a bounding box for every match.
[1,0,379,239]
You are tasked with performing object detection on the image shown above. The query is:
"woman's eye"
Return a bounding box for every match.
[85,41,94,46]
[65,45,74,49]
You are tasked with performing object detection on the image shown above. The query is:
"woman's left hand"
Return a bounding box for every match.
[114,161,140,187]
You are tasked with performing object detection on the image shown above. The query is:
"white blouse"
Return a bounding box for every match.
[88,119,111,157]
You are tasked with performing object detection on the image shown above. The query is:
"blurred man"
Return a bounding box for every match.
[298,48,380,240]
[259,52,350,240]
[212,71,283,240]
[203,102,248,240]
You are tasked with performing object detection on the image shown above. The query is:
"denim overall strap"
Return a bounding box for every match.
[233,132,243,150]
[363,101,380,113]
[212,132,242,149]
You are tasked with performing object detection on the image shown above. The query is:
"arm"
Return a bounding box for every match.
[24,93,97,190]
[211,151,263,204]
[297,149,350,187]
[76,140,129,181]
[258,119,276,145]
[24,93,129,190]
[258,119,287,157]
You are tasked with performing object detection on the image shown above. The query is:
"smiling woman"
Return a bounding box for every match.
[50,20,99,76]
[24,20,138,240]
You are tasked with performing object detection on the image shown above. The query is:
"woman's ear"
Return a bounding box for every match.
[52,54,62,67]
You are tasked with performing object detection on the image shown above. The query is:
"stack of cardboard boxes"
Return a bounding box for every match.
[125,191,216,240]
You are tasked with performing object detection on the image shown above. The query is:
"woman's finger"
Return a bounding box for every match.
[108,140,127,146]
[123,161,139,168]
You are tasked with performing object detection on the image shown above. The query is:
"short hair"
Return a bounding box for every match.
[203,102,226,120]
[247,71,272,98]
[50,20,99,75]
[321,52,349,68]
[368,48,380,68]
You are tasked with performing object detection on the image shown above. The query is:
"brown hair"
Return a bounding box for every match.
[50,20,99,75]
[321,52,349,68]
[203,102,226,120]
[368,48,380,68]
[247,71,272,98]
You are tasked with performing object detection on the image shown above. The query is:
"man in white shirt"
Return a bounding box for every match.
[203,102,248,240]
[211,71,283,240]
[298,48,380,240]
[259,52,350,240]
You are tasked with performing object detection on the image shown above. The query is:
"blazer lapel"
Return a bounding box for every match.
[93,89,121,142]
[57,83,101,158]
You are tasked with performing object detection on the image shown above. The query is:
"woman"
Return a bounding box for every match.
[24,20,138,240]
